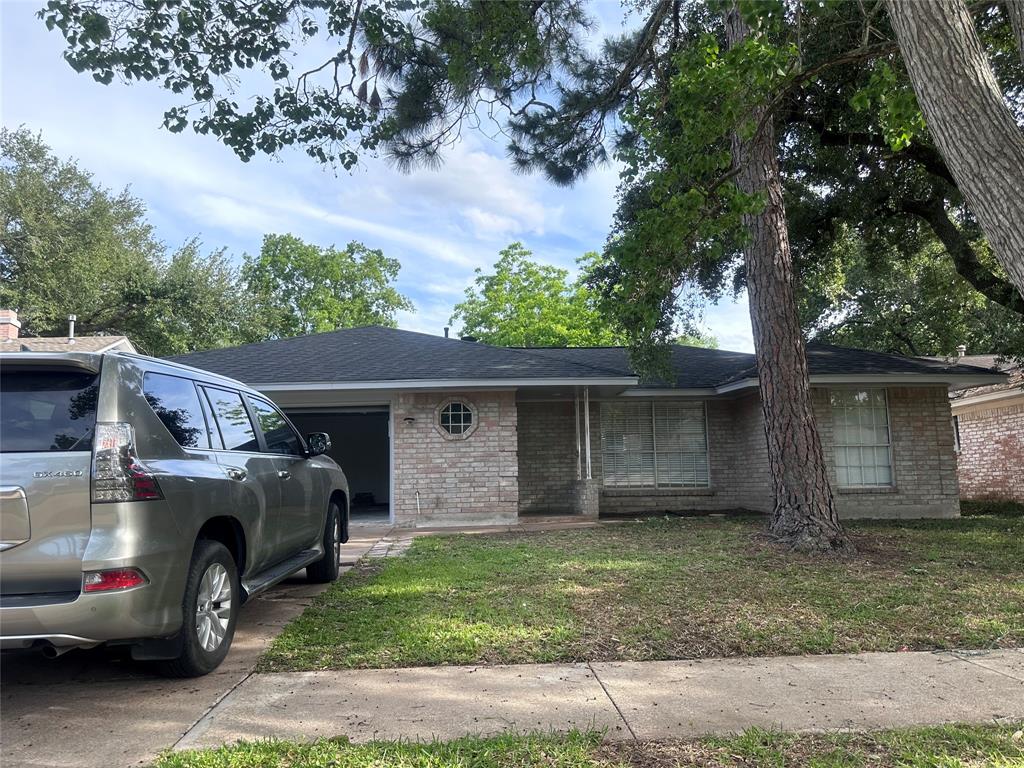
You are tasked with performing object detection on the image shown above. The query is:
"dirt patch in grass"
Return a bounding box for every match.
[260,515,1024,672]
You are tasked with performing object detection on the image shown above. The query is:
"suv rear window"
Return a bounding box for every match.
[143,372,211,449]
[0,370,99,452]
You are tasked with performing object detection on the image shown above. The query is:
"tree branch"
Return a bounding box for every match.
[900,195,1024,315]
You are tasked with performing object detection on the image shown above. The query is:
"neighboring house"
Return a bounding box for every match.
[169,326,1004,528]
[949,354,1023,504]
[0,309,136,354]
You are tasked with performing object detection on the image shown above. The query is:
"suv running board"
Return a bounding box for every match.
[241,548,322,600]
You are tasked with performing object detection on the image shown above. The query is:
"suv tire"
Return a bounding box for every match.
[306,501,342,584]
[158,540,239,678]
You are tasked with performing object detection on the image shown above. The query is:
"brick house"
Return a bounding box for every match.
[949,355,1024,504]
[0,309,136,354]
[171,326,1005,527]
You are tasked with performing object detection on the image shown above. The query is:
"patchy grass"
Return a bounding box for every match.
[156,724,1024,768]
[260,515,1024,672]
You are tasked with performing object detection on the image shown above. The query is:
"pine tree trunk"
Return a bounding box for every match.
[885,0,1024,297]
[1006,0,1024,65]
[725,7,846,552]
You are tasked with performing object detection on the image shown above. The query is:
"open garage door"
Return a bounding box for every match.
[286,407,391,524]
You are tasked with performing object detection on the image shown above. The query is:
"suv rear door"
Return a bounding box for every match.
[0,358,99,599]
[200,385,283,572]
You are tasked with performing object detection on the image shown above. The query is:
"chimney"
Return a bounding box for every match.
[68,314,77,341]
[956,344,966,359]
[444,326,450,338]
[0,309,21,341]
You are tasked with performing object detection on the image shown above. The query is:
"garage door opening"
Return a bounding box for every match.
[287,408,391,524]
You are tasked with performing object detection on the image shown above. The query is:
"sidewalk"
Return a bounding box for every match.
[176,648,1024,750]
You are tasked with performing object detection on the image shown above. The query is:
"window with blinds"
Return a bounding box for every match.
[600,401,709,488]
[831,389,893,487]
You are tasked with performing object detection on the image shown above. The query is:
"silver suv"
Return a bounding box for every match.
[0,351,349,676]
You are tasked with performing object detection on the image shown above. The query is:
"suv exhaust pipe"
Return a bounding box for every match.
[40,644,74,659]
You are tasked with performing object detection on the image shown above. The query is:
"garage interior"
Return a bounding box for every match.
[287,409,391,523]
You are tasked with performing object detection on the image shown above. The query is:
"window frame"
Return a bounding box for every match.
[245,395,307,457]
[600,400,711,489]
[434,398,478,440]
[830,387,895,488]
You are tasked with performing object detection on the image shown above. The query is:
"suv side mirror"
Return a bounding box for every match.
[306,432,331,457]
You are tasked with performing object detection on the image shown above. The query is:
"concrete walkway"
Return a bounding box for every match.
[0,524,392,768]
[176,649,1024,750]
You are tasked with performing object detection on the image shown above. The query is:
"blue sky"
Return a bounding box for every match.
[0,0,754,351]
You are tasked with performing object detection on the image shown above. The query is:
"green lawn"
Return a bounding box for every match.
[260,514,1024,672]
[157,724,1024,768]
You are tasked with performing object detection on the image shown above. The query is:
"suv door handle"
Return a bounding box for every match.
[224,466,247,481]
[278,470,291,480]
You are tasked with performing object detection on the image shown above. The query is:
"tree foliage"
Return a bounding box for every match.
[0,127,250,355]
[242,234,414,340]
[450,243,623,347]
[800,227,1024,359]
[0,128,413,354]
[40,0,1024,361]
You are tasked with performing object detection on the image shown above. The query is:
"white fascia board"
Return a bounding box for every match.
[618,388,719,397]
[251,377,639,392]
[807,373,1006,387]
[951,387,1024,409]
[715,373,1005,394]
[630,373,1007,398]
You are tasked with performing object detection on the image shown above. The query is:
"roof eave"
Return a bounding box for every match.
[620,373,1006,397]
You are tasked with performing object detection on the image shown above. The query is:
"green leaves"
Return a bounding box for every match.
[0,128,254,356]
[240,234,414,340]
[449,243,625,348]
[850,61,926,151]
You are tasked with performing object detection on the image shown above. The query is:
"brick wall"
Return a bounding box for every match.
[517,400,578,514]
[812,386,959,519]
[392,390,518,527]
[955,397,1024,502]
[515,387,959,520]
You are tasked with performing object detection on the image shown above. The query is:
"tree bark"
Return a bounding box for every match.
[725,7,846,552]
[885,0,1024,298]
[1006,0,1024,65]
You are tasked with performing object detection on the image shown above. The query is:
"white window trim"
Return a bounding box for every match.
[600,400,711,489]
[831,388,895,489]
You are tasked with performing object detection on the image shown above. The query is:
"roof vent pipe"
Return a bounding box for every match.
[956,344,966,359]
[68,314,77,343]
[444,326,449,338]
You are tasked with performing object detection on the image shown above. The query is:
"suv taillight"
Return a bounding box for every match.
[91,423,163,502]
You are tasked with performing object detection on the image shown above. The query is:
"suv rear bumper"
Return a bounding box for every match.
[1,633,101,650]
[0,583,182,650]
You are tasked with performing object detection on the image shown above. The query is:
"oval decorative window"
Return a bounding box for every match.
[439,401,474,436]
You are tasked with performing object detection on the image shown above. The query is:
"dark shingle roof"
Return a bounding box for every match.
[169,326,1005,389]
[168,326,633,384]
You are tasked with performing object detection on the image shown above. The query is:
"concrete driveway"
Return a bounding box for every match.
[1,525,390,768]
